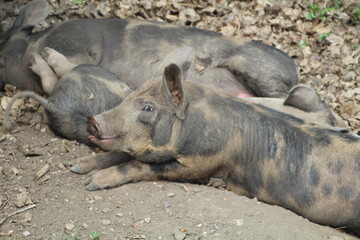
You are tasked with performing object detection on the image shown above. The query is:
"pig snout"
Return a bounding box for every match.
[87,116,102,139]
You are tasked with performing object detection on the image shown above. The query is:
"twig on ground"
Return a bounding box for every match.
[0,204,36,226]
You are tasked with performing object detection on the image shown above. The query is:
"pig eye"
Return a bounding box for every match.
[142,105,154,112]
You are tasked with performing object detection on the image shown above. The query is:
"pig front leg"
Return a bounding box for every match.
[70,151,133,174]
[42,47,77,78]
[80,160,198,191]
[30,53,59,95]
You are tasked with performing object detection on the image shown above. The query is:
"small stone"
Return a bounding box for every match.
[234,219,244,226]
[167,192,175,197]
[163,203,170,209]
[102,208,111,213]
[174,231,186,240]
[65,223,75,231]
[116,213,124,217]
[15,192,32,208]
[144,217,151,223]
[94,195,103,201]
[23,230,31,237]
[82,223,88,229]
[101,219,112,226]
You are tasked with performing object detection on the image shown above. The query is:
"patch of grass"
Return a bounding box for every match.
[304,4,335,21]
[62,228,81,240]
[298,40,309,48]
[318,32,330,41]
[61,228,101,240]
[70,0,84,5]
[353,5,360,21]
[333,0,343,9]
[90,231,101,239]
[351,44,359,51]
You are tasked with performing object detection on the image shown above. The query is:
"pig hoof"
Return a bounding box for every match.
[30,53,46,73]
[70,165,84,174]
[83,177,93,186]
[43,47,67,66]
[85,183,100,191]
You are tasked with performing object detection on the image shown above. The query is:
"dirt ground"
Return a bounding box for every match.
[0,0,359,239]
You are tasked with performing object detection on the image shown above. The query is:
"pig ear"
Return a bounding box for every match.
[12,0,48,30]
[284,85,326,113]
[162,64,187,120]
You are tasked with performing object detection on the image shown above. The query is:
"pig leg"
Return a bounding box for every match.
[82,160,205,191]
[42,47,77,78]
[30,53,58,95]
[70,151,133,174]
[219,41,299,98]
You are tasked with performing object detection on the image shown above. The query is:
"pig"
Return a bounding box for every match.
[0,0,299,98]
[3,47,344,147]
[70,50,360,235]
[3,48,131,146]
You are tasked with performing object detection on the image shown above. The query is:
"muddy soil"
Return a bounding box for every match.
[0,0,359,239]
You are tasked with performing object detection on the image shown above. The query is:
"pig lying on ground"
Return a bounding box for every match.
[71,50,360,235]
[0,0,298,98]
[3,48,131,145]
[3,47,345,146]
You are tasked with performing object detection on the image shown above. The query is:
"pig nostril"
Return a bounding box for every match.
[87,116,101,138]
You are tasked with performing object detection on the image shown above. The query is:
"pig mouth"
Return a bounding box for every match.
[87,116,119,141]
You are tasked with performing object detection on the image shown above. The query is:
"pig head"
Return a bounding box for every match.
[76,52,360,235]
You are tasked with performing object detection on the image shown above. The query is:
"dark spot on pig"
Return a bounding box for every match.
[338,186,353,201]
[178,110,228,156]
[196,57,212,65]
[327,161,343,174]
[229,149,263,195]
[151,110,175,146]
[309,165,320,187]
[117,163,130,175]
[149,160,181,177]
[322,184,332,196]
[138,149,175,164]
[188,85,205,101]
[311,127,359,144]
[268,142,277,159]
[267,175,315,209]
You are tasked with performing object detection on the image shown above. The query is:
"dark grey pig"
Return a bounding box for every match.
[4,49,131,145]
[0,0,298,97]
[71,51,360,235]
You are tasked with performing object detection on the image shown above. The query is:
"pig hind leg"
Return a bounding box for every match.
[30,53,58,95]
[220,41,299,98]
[42,47,76,77]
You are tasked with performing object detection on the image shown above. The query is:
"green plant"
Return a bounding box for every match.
[304,4,335,21]
[90,231,101,239]
[351,44,359,51]
[298,40,309,48]
[70,0,84,5]
[333,0,343,9]
[354,5,360,20]
[319,32,330,41]
[62,228,81,240]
